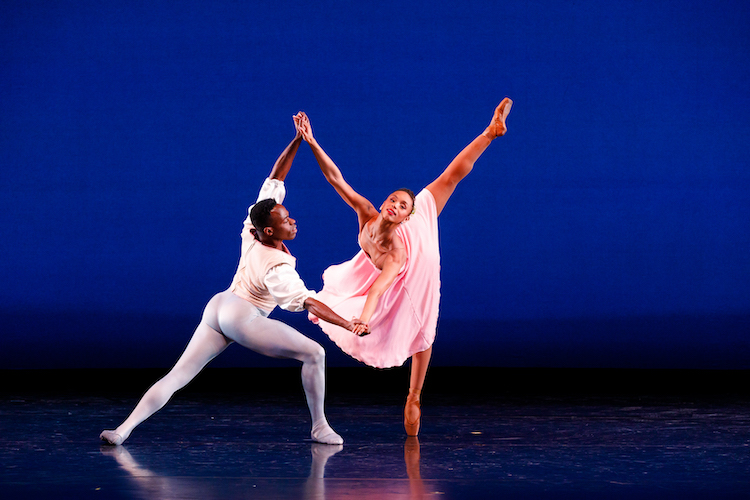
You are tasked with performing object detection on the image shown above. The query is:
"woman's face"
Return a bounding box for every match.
[380,191,413,223]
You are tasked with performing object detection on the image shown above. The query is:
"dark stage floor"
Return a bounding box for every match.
[1,367,749,499]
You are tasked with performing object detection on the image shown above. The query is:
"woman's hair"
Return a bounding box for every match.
[250,198,277,230]
[396,188,416,214]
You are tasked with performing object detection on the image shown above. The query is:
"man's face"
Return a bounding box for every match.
[267,204,298,240]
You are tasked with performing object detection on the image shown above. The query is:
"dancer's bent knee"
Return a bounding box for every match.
[302,343,326,366]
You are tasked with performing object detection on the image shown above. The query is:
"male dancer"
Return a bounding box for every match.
[100,115,367,446]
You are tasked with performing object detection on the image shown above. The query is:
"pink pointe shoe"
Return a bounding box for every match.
[404,393,421,437]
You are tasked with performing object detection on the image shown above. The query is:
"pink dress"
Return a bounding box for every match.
[310,189,441,368]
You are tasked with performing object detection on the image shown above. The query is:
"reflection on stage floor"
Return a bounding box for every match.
[1,367,749,499]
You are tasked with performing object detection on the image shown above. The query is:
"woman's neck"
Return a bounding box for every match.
[365,213,399,242]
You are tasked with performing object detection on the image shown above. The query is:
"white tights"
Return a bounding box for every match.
[103,290,341,445]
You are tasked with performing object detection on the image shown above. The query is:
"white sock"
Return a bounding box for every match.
[311,419,343,445]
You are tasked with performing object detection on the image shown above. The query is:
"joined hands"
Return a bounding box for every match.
[293,111,315,144]
[349,317,370,337]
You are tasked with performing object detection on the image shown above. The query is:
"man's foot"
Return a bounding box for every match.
[311,419,344,445]
[483,97,513,139]
[99,430,124,446]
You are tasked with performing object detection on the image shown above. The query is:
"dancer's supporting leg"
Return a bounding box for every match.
[100,321,231,445]
[405,346,432,436]
[405,99,512,436]
[217,293,342,445]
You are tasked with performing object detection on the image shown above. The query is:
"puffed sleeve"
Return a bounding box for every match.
[251,178,285,211]
[263,264,315,312]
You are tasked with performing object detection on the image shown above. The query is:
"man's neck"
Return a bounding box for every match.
[258,237,284,251]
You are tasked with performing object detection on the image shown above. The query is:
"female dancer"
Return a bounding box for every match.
[100,116,367,447]
[295,99,512,436]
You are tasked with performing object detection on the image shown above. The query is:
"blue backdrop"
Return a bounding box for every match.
[2,0,748,369]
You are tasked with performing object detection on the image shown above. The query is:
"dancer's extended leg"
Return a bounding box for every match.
[217,294,342,445]
[405,346,432,436]
[100,321,231,445]
[426,98,513,216]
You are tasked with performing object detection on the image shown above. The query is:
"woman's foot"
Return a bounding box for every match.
[99,430,124,446]
[404,391,421,436]
[483,97,513,139]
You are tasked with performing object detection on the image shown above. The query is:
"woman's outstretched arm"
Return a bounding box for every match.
[425,98,513,216]
[296,113,379,230]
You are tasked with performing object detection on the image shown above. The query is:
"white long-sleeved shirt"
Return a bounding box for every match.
[231,178,314,312]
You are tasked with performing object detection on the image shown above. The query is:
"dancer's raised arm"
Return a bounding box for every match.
[426,98,512,216]
[296,113,378,231]
[268,113,304,181]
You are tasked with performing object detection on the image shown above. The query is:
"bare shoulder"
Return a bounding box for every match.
[357,209,379,233]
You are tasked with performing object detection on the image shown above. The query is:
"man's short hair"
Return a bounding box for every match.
[250,198,277,230]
